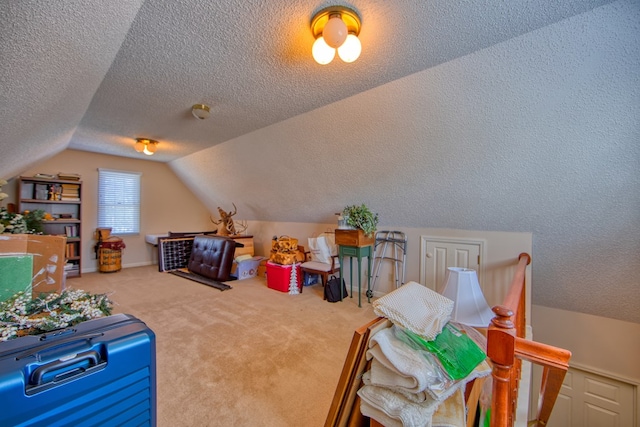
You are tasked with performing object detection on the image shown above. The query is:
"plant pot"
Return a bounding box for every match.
[335,229,375,247]
[337,215,353,229]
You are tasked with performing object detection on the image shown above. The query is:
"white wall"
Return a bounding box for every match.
[14,149,213,272]
[532,305,640,384]
[246,221,530,309]
[529,305,640,425]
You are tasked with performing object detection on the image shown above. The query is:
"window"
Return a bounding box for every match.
[98,169,141,234]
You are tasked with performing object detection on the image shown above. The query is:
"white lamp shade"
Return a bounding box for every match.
[441,267,494,328]
[312,37,335,65]
[322,15,348,48]
[337,33,361,63]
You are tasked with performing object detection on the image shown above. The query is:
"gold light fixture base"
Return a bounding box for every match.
[311,6,361,39]
[192,104,210,120]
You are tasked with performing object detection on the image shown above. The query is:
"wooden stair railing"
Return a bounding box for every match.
[327,252,571,427]
[487,253,571,427]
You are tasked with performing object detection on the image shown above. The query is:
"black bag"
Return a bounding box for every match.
[325,275,348,302]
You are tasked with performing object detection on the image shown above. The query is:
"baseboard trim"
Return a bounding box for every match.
[81,261,154,274]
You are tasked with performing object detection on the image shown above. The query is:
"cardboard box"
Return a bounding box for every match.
[266,261,302,292]
[257,259,267,277]
[0,234,66,297]
[0,255,33,301]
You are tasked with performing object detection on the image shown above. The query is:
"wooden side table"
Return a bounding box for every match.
[338,244,373,307]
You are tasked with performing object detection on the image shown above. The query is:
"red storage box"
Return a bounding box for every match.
[266,261,302,292]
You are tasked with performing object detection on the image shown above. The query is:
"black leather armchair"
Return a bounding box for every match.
[187,235,237,281]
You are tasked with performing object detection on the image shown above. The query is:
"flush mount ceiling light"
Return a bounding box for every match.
[134,138,159,156]
[192,104,210,120]
[311,6,362,65]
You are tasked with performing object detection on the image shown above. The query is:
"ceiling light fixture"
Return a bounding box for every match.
[134,138,159,156]
[192,104,210,120]
[311,6,362,65]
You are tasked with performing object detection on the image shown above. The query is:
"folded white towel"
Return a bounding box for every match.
[373,281,454,340]
[365,327,493,399]
[358,384,440,427]
[360,401,403,427]
[365,355,491,402]
[363,369,432,404]
[358,383,468,427]
[367,327,446,394]
[360,399,402,427]
[366,356,449,399]
[432,388,465,427]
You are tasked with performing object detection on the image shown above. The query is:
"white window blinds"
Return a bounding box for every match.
[98,169,141,234]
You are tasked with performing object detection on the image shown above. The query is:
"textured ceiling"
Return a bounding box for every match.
[0,0,616,176]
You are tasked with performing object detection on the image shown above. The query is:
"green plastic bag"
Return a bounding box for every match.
[403,322,486,380]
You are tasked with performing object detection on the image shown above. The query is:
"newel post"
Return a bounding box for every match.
[488,305,516,427]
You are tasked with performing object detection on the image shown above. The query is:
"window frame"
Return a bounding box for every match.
[97,168,142,235]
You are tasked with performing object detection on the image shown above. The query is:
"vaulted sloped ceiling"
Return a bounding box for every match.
[0,1,145,178]
[0,0,616,178]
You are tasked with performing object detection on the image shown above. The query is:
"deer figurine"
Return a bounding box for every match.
[210,203,247,236]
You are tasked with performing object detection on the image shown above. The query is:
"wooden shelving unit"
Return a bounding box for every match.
[18,176,82,278]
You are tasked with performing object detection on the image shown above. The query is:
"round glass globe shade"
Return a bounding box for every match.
[322,16,348,48]
[143,143,156,155]
[337,34,362,63]
[134,141,145,152]
[312,37,335,65]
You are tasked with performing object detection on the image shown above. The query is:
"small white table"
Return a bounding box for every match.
[145,234,167,246]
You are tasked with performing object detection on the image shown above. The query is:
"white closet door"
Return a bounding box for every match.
[420,237,481,293]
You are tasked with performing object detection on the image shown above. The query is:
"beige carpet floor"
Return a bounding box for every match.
[74,266,377,426]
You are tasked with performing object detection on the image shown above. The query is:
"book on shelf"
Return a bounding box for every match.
[57,173,81,181]
[64,225,78,237]
[61,184,80,192]
[64,262,79,271]
[60,183,80,200]
[33,173,56,179]
[34,183,49,200]
[65,243,77,258]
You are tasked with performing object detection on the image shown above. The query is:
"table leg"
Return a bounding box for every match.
[339,254,344,301]
[367,253,373,303]
[349,257,354,298]
[357,257,362,307]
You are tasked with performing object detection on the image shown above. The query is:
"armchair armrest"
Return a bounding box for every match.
[330,255,340,269]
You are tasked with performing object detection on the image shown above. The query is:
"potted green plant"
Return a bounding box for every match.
[341,204,379,237]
